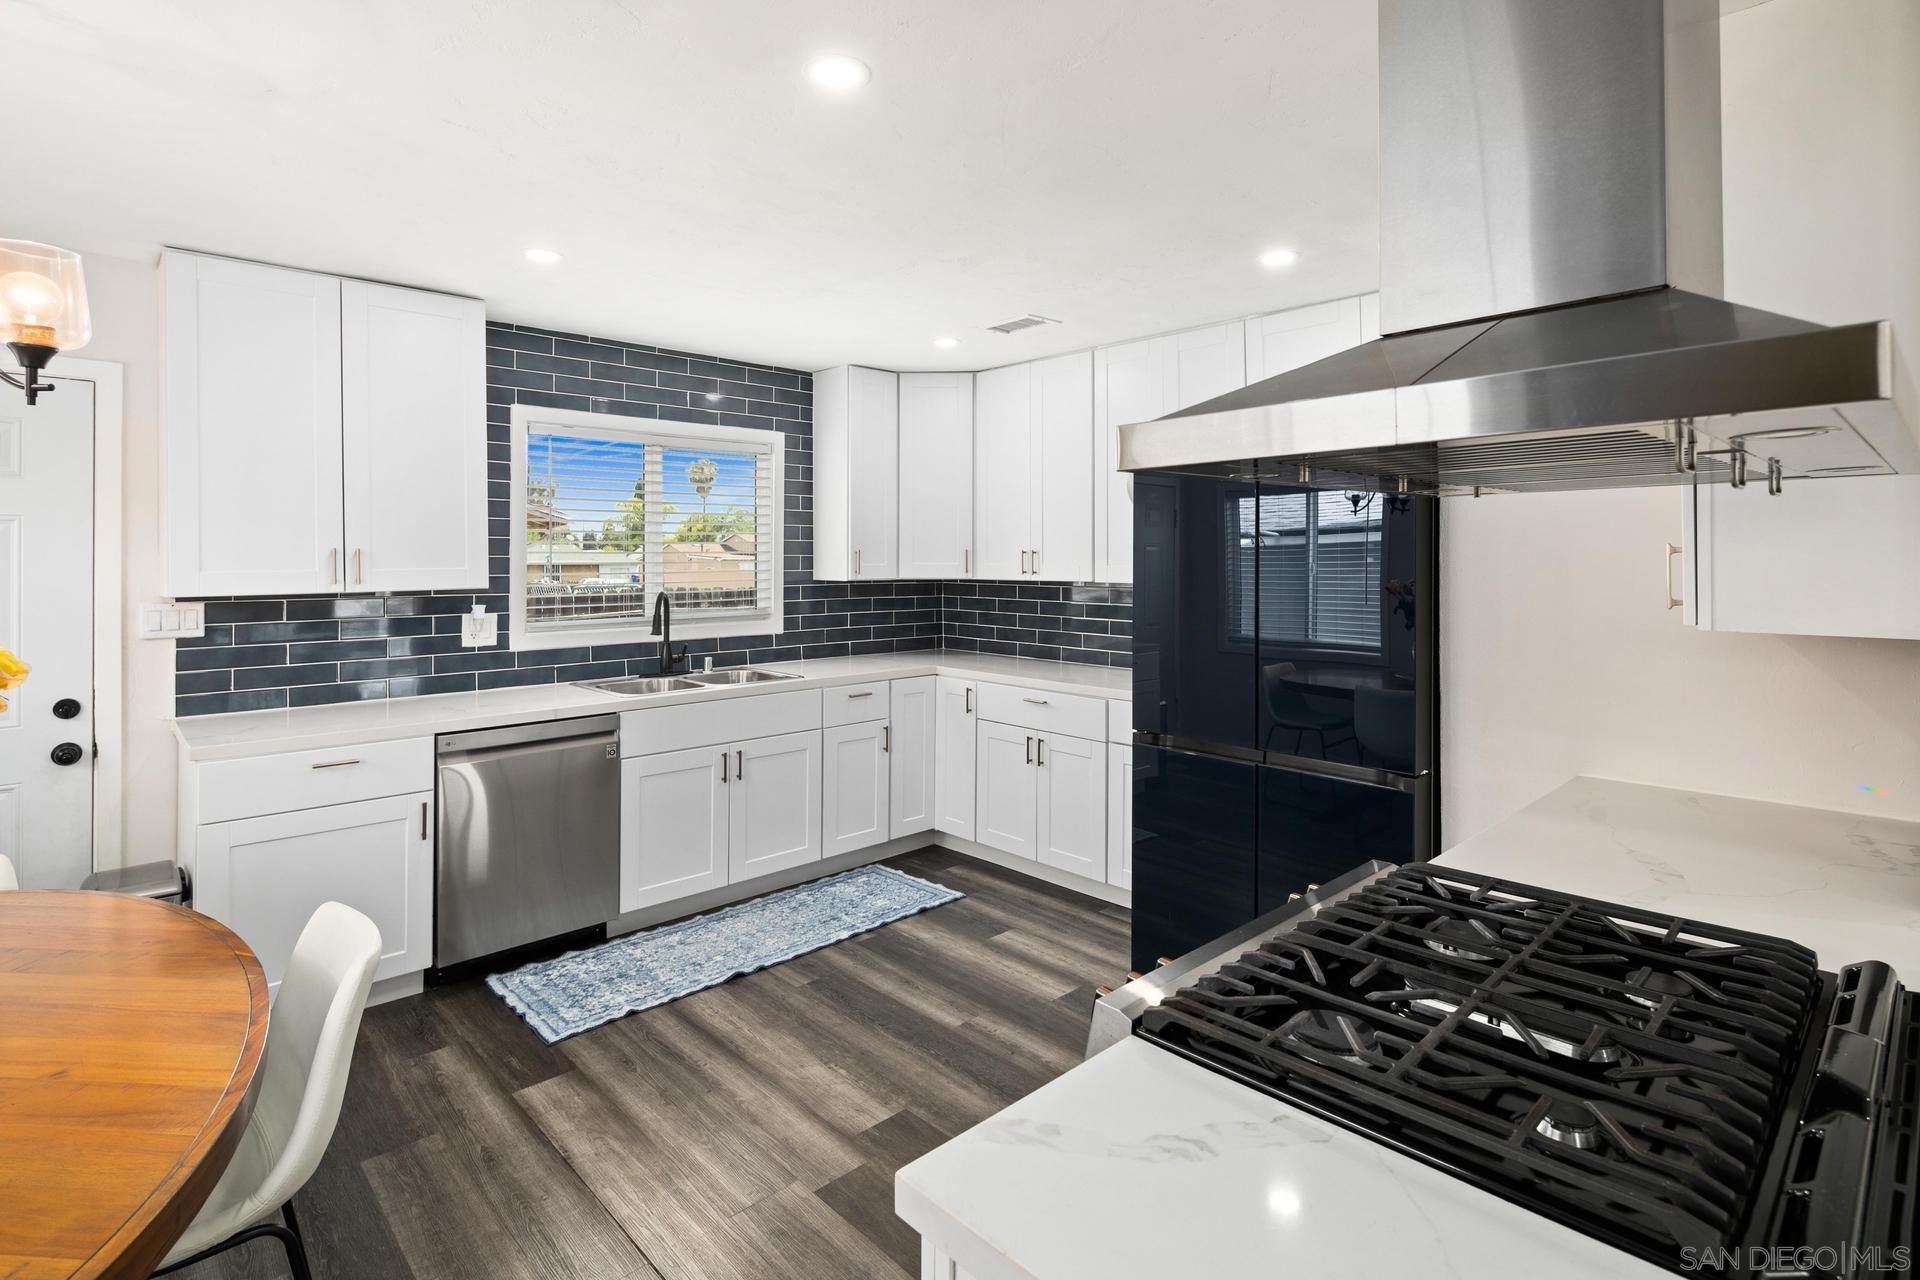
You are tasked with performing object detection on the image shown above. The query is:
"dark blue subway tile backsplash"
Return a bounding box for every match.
[174,322,1131,716]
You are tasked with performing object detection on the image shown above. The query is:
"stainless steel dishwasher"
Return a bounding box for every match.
[434,715,620,972]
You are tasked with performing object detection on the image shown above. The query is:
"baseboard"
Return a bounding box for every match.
[929,832,1132,907]
[369,971,424,1008]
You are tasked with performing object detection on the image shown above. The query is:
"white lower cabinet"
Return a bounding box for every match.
[622,729,823,909]
[620,745,730,912]
[729,730,824,882]
[194,791,433,991]
[933,678,977,840]
[889,676,937,839]
[1107,745,1133,890]
[975,721,1040,859]
[975,721,1107,871]
[1036,732,1107,879]
[823,720,890,857]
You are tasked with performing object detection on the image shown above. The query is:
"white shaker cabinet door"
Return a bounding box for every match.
[898,372,974,578]
[621,746,729,912]
[1035,732,1106,880]
[341,281,488,592]
[1032,349,1093,582]
[974,721,1039,860]
[933,677,978,840]
[729,730,823,883]
[194,791,432,991]
[822,719,889,857]
[887,676,938,839]
[164,251,345,597]
[973,362,1033,580]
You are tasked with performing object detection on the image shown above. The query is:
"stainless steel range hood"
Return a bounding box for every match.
[1118,0,1915,494]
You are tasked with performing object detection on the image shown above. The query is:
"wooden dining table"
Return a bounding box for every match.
[0,891,270,1280]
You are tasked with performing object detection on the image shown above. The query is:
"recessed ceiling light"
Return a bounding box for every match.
[932,336,959,350]
[807,54,871,92]
[1259,247,1299,270]
[524,247,562,265]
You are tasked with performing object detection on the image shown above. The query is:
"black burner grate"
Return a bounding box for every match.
[1138,864,1824,1270]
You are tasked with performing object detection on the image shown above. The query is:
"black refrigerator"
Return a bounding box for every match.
[1128,473,1436,974]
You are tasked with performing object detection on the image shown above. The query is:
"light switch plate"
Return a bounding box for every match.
[460,609,499,648]
[139,601,206,640]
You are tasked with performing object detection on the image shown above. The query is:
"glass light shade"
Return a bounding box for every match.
[0,240,91,352]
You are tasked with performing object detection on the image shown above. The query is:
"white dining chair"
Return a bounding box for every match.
[152,901,381,1280]
[0,853,16,890]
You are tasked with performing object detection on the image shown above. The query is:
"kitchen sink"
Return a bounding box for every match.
[685,668,801,686]
[573,675,703,697]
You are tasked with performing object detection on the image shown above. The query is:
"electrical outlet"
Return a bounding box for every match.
[460,608,499,648]
[139,602,206,640]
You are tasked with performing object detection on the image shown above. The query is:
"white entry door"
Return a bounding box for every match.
[0,372,94,887]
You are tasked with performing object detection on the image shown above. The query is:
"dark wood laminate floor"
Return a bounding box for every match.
[172,847,1130,1280]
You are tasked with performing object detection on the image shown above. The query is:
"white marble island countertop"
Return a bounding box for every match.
[172,648,1129,762]
[896,777,1920,1280]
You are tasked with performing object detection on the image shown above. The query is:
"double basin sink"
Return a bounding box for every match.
[574,668,799,698]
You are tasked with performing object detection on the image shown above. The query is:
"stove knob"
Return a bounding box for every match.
[1156,957,1174,967]
[1095,985,1115,997]
[1126,971,1144,981]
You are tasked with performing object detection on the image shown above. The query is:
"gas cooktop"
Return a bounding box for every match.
[1091,862,1917,1277]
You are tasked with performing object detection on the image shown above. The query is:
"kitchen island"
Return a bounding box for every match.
[896,776,1920,1279]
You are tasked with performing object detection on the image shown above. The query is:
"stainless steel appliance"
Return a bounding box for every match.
[434,716,620,971]
[1091,862,1919,1277]
[1118,0,1916,494]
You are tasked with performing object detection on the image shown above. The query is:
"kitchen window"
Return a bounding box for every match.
[509,405,783,649]
[1224,489,1383,653]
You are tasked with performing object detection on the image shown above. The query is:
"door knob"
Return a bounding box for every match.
[50,742,84,766]
[52,698,81,720]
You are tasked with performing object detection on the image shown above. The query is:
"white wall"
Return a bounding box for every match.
[51,251,174,870]
[1442,0,1920,844]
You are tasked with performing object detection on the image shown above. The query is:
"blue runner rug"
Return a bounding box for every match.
[488,864,963,1043]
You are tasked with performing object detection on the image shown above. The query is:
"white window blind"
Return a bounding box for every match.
[1226,490,1383,651]
[524,422,778,633]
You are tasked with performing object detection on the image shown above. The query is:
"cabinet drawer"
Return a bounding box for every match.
[198,737,433,824]
[821,681,889,727]
[621,689,822,757]
[975,682,1106,740]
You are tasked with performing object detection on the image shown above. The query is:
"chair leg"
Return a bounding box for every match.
[280,1200,314,1280]
[149,1202,313,1280]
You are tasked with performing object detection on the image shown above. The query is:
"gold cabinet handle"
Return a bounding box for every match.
[964,548,971,575]
[854,548,861,576]
[1023,696,1049,706]
[846,690,874,699]
[329,547,339,585]
[310,757,360,770]
[1665,542,1684,610]
[355,548,364,585]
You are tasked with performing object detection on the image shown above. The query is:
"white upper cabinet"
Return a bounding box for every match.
[973,351,1094,582]
[973,361,1032,581]
[1033,350,1095,582]
[1685,477,1920,639]
[1243,294,1377,384]
[1093,321,1245,584]
[813,365,899,580]
[341,281,488,592]
[164,252,345,597]
[898,373,974,578]
[164,250,486,597]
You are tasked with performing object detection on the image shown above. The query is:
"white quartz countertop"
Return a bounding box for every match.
[172,649,1129,762]
[896,776,1920,1280]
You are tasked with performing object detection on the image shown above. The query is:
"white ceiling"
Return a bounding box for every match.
[1,0,1380,372]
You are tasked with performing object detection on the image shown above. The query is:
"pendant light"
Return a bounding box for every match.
[0,240,92,405]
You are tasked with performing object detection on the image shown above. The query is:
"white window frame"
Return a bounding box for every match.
[509,404,785,650]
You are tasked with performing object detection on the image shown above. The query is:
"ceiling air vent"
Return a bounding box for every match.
[986,313,1060,336]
